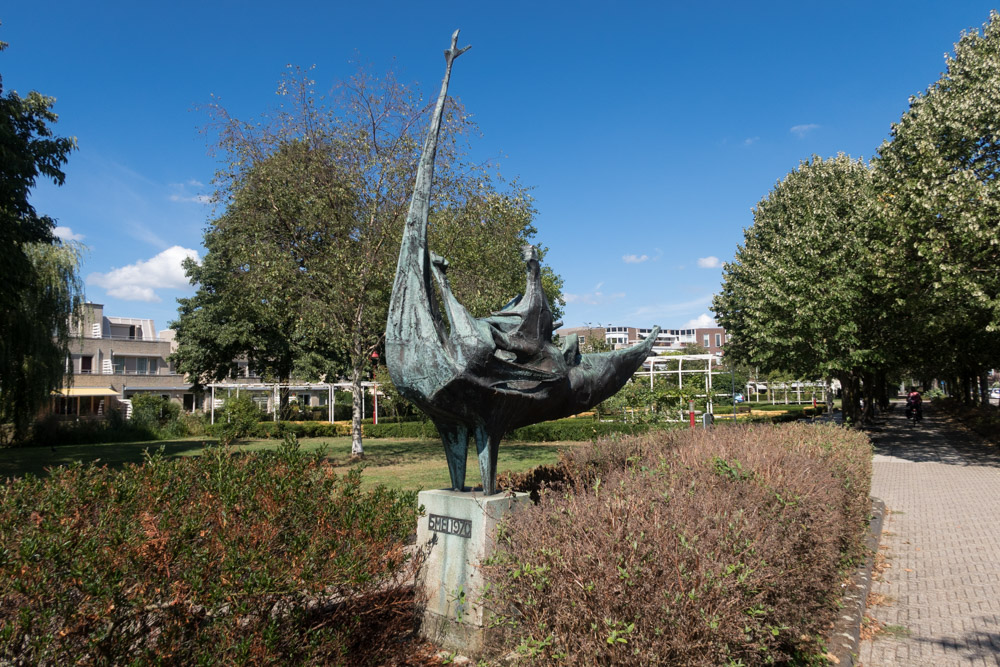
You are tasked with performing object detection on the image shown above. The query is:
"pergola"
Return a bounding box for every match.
[205,381,380,424]
[745,381,827,405]
[642,354,724,414]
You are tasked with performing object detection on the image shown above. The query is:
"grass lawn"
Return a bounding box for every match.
[0,435,578,492]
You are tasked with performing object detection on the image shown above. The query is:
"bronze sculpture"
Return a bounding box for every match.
[385,31,659,495]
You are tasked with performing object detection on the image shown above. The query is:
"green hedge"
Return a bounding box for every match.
[509,419,659,441]
[203,418,675,442]
[0,439,421,664]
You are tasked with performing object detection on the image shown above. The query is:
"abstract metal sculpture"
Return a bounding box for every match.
[386,31,659,495]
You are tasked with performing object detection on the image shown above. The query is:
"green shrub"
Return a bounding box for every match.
[0,437,421,664]
[363,420,440,439]
[216,393,265,445]
[509,418,658,441]
[129,394,180,430]
[485,422,873,665]
[29,412,157,447]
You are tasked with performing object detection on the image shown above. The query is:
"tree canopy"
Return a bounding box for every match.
[714,11,1000,420]
[0,37,83,443]
[172,65,563,453]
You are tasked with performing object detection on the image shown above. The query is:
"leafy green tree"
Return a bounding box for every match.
[0,37,83,443]
[173,65,562,456]
[876,10,1000,402]
[712,155,898,424]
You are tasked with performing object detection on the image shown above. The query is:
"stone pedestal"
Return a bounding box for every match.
[416,489,529,655]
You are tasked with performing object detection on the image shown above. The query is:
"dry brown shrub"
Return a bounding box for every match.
[484,423,873,665]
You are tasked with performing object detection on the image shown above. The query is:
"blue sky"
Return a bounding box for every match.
[4,2,997,332]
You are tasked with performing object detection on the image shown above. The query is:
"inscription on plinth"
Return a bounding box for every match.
[428,514,472,538]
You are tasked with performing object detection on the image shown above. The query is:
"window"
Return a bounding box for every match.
[113,358,125,374]
[715,334,721,347]
[80,356,93,374]
[136,357,148,375]
[703,334,710,347]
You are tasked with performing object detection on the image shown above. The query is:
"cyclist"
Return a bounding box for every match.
[905,388,923,423]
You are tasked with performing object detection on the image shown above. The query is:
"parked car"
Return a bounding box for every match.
[733,393,745,403]
[990,388,1000,399]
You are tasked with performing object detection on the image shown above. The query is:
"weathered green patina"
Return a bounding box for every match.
[385,31,659,495]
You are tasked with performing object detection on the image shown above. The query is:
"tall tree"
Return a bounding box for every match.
[173,65,562,454]
[876,10,1000,399]
[0,36,82,443]
[712,155,896,424]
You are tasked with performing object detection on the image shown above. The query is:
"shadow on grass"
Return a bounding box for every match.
[1,436,578,484]
[0,438,215,480]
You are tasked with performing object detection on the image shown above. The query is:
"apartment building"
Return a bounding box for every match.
[555,324,728,356]
[52,303,194,417]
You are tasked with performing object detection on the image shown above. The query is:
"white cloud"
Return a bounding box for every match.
[54,226,85,241]
[88,246,200,302]
[790,123,820,138]
[744,136,759,146]
[564,282,624,306]
[125,220,169,249]
[627,294,715,321]
[623,253,649,264]
[697,256,722,269]
[684,313,716,328]
[169,193,212,204]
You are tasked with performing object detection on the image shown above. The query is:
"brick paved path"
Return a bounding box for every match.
[859,402,1000,666]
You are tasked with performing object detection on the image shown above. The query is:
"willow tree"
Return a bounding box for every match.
[0,38,83,443]
[876,10,1000,402]
[175,65,562,455]
[712,155,898,424]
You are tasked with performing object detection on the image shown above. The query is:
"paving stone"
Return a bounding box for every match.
[859,403,1000,666]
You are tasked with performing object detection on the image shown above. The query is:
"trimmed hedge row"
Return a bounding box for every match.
[204,418,664,442]
[0,439,421,664]
[204,409,819,443]
[487,422,873,664]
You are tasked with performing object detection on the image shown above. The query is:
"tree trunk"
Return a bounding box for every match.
[825,376,835,415]
[860,371,876,425]
[837,371,861,426]
[350,367,364,457]
[875,371,890,413]
[279,383,290,421]
[980,370,990,406]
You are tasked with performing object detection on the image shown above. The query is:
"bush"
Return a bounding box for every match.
[0,437,422,664]
[363,420,440,439]
[129,394,179,429]
[216,393,266,445]
[509,419,658,441]
[29,412,158,447]
[484,422,873,665]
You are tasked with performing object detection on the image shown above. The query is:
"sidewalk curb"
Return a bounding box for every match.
[829,496,885,666]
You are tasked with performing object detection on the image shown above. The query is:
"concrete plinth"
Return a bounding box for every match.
[416,489,529,655]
